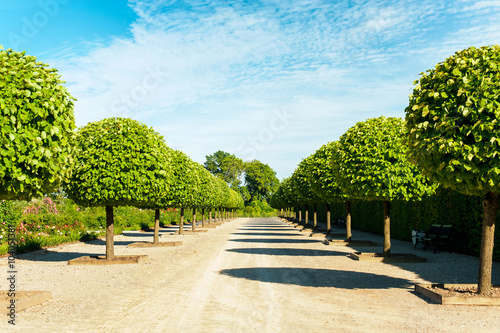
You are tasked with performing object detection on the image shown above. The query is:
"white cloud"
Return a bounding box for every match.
[45,0,500,179]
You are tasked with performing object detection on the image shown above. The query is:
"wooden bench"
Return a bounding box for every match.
[413,224,453,253]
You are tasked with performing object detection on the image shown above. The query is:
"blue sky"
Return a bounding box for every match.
[1,0,500,180]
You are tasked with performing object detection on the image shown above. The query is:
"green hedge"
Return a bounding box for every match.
[299,187,499,261]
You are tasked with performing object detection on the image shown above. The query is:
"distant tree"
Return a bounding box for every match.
[244,160,279,202]
[204,150,244,188]
[0,48,75,200]
[405,45,500,294]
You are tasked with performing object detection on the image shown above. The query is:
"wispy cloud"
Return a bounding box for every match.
[46,0,500,179]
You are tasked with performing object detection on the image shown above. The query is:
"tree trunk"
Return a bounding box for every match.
[305,205,309,225]
[153,208,160,244]
[209,210,212,224]
[382,201,391,256]
[202,208,206,228]
[179,207,184,235]
[299,208,302,224]
[325,203,331,234]
[478,191,499,295]
[345,201,352,242]
[192,208,196,231]
[105,205,114,260]
[313,204,317,228]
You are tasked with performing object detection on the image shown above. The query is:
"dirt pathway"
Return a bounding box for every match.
[2,217,500,332]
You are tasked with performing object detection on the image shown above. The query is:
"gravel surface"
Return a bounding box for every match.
[1,217,499,332]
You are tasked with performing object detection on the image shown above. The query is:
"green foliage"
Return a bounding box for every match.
[66,117,173,208]
[269,176,297,209]
[204,150,244,188]
[405,45,500,196]
[305,141,345,203]
[333,116,437,201]
[0,48,76,200]
[289,156,322,206]
[239,199,276,217]
[244,160,279,202]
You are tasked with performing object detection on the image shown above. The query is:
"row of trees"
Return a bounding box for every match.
[271,45,500,295]
[0,47,244,261]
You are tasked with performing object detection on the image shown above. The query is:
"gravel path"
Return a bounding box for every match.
[1,217,499,332]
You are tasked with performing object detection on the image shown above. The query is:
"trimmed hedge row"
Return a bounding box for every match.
[300,187,499,261]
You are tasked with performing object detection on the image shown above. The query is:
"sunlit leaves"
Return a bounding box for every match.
[0,48,75,200]
[333,116,437,201]
[405,45,500,196]
[66,118,174,208]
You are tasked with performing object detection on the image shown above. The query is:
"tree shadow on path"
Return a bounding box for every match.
[226,248,347,257]
[230,238,322,244]
[219,267,413,289]
[231,232,303,237]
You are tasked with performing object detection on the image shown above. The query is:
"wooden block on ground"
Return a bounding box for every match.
[67,255,150,265]
[0,291,52,313]
[415,284,500,305]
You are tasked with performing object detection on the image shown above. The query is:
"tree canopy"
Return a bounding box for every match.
[244,160,279,202]
[305,141,344,203]
[66,117,173,207]
[405,45,500,197]
[204,150,244,188]
[333,116,437,201]
[0,48,75,200]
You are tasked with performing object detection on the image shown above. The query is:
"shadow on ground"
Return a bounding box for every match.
[17,250,102,262]
[238,228,298,232]
[231,232,302,237]
[219,267,413,289]
[230,238,322,244]
[226,248,346,257]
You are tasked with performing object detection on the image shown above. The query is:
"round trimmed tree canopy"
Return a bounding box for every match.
[66,117,173,207]
[0,48,75,200]
[406,45,500,196]
[333,116,437,201]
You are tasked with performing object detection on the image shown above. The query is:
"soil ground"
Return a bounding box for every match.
[1,217,500,332]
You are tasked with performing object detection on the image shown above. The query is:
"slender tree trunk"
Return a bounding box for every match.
[179,207,184,235]
[202,208,206,228]
[313,204,317,228]
[192,208,197,231]
[299,208,302,224]
[478,191,498,295]
[209,210,212,224]
[345,201,352,242]
[105,205,114,260]
[382,201,391,256]
[325,203,331,234]
[305,204,309,225]
[153,208,160,244]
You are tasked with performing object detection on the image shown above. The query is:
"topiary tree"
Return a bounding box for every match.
[292,157,322,227]
[405,45,500,294]
[1,47,75,200]
[333,116,437,255]
[66,117,173,259]
[306,141,349,237]
[160,150,200,235]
